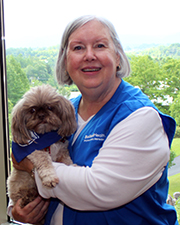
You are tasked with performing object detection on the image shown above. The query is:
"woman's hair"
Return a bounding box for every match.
[56,15,130,85]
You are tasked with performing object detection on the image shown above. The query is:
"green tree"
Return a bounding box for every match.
[24,57,52,83]
[57,86,71,99]
[126,55,162,99]
[6,55,30,105]
[34,46,59,68]
[132,43,180,59]
[47,75,59,89]
[8,98,13,143]
[66,84,79,92]
[125,55,174,114]
[161,58,180,101]
[170,91,180,126]
[30,78,43,87]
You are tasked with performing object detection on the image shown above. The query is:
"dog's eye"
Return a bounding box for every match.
[30,108,36,113]
[47,106,53,111]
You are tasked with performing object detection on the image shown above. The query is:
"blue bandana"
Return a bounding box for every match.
[12,131,62,163]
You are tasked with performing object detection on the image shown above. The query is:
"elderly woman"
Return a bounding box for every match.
[10,15,178,225]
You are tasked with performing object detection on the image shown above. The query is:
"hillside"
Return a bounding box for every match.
[6,43,180,62]
[127,43,180,59]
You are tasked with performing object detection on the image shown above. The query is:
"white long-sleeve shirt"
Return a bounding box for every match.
[35,107,170,224]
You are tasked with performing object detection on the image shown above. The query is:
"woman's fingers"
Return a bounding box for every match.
[12,196,50,224]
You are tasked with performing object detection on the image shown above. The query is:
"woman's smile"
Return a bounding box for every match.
[81,67,101,73]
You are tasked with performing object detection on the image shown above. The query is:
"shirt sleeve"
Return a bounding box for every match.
[7,198,13,218]
[35,107,170,211]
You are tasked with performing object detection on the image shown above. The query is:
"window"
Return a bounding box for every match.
[0,0,11,224]
[1,0,180,224]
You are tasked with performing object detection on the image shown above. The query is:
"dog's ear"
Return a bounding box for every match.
[11,101,32,145]
[56,97,77,137]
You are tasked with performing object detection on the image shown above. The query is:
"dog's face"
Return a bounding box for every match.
[11,85,77,145]
[25,99,62,134]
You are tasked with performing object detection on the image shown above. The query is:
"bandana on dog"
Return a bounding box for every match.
[12,131,62,163]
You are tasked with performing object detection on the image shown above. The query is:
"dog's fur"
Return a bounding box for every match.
[7,84,77,224]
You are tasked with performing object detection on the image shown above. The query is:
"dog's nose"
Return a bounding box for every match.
[38,114,45,120]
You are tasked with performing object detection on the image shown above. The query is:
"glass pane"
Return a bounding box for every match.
[3,0,180,224]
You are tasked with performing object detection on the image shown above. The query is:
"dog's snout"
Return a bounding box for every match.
[38,113,45,120]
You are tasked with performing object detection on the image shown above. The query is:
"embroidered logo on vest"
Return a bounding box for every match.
[84,133,105,142]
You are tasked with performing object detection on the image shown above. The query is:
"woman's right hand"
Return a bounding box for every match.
[12,196,50,224]
[11,152,34,173]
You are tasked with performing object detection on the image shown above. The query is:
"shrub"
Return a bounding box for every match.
[174,126,180,138]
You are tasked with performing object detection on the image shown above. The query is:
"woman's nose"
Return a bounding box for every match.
[84,47,96,61]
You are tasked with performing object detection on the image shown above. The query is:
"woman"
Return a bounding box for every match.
[10,15,178,225]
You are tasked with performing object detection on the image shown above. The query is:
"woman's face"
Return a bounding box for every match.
[65,20,120,97]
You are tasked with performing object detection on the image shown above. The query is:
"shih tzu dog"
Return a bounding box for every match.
[7,84,77,214]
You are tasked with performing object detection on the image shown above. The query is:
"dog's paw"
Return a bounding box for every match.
[42,175,59,188]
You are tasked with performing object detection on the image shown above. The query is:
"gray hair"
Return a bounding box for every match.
[56,15,130,85]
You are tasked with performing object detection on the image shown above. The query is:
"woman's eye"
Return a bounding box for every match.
[97,44,105,48]
[74,46,82,51]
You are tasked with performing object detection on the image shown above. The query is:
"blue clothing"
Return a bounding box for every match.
[12,131,62,163]
[46,80,178,225]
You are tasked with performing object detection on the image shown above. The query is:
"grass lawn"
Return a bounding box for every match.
[168,138,180,222]
[171,138,180,157]
[168,173,180,196]
[168,173,180,223]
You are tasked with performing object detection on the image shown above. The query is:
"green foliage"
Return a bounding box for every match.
[170,92,180,126]
[6,47,35,57]
[169,137,180,168]
[153,103,170,116]
[125,55,164,102]
[6,55,30,105]
[124,55,180,117]
[169,150,176,168]
[174,127,180,138]
[6,46,59,69]
[168,173,180,196]
[33,46,59,68]
[57,86,71,99]
[168,138,180,222]
[171,138,180,157]
[18,55,53,83]
[169,138,180,169]
[8,99,13,142]
[30,78,43,87]
[176,199,180,224]
[162,58,180,101]
[47,75,59,89]
[7,98,13,115]
[65,84,79,92]
[131,43,180,59]
[6,47,58,85]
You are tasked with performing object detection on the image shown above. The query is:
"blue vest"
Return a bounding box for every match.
[46,80,178,225]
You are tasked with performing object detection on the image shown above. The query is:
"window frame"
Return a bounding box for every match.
[0,0,11,223]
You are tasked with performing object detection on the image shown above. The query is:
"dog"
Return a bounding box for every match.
[7,84,77,223]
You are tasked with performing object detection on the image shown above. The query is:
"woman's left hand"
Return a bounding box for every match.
[12,196,50,224]
[11,153,34,173]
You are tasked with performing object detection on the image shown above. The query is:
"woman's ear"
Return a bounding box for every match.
[64,56,67,70]
[116,53,121,67]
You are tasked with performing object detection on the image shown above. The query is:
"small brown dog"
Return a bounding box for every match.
[7,84,77,224]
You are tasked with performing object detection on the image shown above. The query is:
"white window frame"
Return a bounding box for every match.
[0,0,11,224]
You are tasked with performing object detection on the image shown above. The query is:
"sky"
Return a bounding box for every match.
[3,0,180,49]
